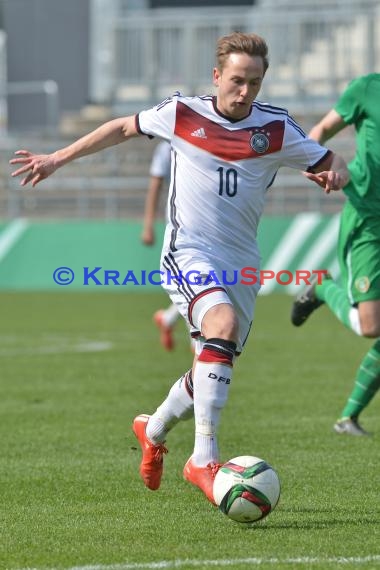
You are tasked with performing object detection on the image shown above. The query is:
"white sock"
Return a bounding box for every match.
[349,307,363,336]
[146,370,193,444]
[162,304,180,327]
[192,360,233,466]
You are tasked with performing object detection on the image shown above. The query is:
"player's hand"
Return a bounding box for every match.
[10,150,58,187]
[141,227,155,246]
[302,170,347,194]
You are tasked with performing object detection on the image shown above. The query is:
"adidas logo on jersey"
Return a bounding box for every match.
[191,128,207,139]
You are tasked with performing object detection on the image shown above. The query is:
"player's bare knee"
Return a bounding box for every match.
[201,303,239,341]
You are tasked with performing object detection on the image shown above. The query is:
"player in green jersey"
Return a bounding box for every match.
[291,74,380,436]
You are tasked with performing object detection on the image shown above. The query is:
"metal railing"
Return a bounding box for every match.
[1,134,353,220]
[89,1,380,113]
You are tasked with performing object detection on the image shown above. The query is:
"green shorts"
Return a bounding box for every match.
[338,200,380,304]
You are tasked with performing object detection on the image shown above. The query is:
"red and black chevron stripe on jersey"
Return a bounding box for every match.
[174,101,285,161]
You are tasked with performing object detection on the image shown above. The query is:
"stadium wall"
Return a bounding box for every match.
[0,216,339,294]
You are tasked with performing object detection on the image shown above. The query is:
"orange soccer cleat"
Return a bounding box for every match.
[153,310,175,351]
[133,414,168,490]
[183,456,221,505]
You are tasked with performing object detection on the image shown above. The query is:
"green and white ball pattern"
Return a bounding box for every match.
[213,455,281,523]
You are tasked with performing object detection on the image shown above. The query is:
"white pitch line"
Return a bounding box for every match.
[259,212,321,295]
[15,554,380,570]
[0,341,113,357]
[0,218,29,263]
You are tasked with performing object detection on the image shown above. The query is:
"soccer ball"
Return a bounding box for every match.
[213,455,280,523]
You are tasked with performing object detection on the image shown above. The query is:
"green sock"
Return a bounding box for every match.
[315,279,355,332]
[340,339,380,419]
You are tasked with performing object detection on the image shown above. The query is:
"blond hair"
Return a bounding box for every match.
[216,31,269,73]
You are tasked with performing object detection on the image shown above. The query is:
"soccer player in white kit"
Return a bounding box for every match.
[141,140,181,351]
[141,140,172,247]
[10,32,349,505]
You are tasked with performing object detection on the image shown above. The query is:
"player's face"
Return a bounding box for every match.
[213,52,265,120]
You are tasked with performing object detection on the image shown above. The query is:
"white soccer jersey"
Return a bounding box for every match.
[137,94,330,267]
[149,140,172,179]
[137,94,330,350]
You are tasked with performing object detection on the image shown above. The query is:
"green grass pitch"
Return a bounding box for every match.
[0,291,379,570]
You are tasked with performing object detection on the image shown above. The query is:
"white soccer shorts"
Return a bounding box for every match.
[160,248,261,354]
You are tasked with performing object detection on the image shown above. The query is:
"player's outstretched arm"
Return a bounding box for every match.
[309,109,347,145]
[10,115,139,188]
